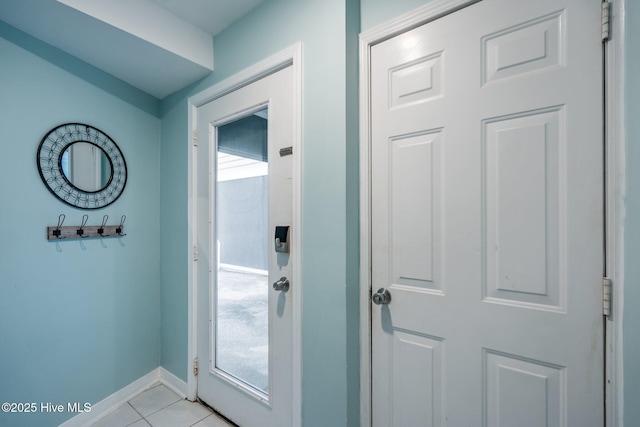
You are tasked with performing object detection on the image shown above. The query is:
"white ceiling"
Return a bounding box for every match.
[0,0,267,99]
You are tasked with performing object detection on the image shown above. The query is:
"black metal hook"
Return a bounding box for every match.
[77,214,89,238]
[53,214,65,239]
[116,215,127,236]
[98,215,109,236]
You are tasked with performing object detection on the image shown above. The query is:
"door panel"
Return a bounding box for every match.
[196,66,293,427]
[370,0,603,425]
[484,108,564,309]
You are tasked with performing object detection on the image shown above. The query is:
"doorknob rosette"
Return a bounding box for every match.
[372,288,391,305]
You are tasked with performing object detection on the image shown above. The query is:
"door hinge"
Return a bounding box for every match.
[602,1,611,42]
[193,357,199,376]
[192,130,198,146]
[603,277,612,317]
[193,244,198,262]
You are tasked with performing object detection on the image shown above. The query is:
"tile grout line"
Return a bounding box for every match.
[94,383,227,427]
[136,397,183,419]
[129,384,182,420]
[124,401,145,427]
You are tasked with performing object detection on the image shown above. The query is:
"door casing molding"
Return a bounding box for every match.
[605,1,625,426]
[187,42,303,426]
[358,1,624,426]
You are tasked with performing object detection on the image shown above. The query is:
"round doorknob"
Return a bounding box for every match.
[372,288,391,305]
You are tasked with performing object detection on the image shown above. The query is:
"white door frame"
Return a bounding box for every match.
[604,2,626,425]
[187,43,303,426]
[358,1,625,426]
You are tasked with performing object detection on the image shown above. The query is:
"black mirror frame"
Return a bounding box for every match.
[37,123,127,210]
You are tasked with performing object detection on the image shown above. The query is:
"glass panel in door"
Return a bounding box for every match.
[215,109,269,395]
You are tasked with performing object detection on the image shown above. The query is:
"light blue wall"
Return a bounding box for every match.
[345,0,361,425]
[159,0,360,425]
[625,1,640,425]
[0,24,161,426]
[158,85,190,381]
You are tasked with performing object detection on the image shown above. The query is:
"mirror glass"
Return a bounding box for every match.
[37,123,127,209]
[61,142,112,192]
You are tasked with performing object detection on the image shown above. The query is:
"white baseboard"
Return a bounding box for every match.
[59,367,188,427]
[158,367,188,399]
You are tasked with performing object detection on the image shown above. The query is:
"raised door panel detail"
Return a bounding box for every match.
[371,1,604,425]
[390,131,443,293]
[392,332,444,427]
[389,52,444,109]
[484,349,566,427]
[482,107,565,310]
[482,11,564,85]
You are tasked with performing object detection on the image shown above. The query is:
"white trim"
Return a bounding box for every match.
[359,0,479,45]
[159,367,188,399]
[358,29,372,427]
[188,46,298,107]
[605,1,625,426]
[59,368,188,427]
[187,95,199,402]
[187,42,303,427]
[358,0,622,425]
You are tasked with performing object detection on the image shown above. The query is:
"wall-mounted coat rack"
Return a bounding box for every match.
[47,214,126,241]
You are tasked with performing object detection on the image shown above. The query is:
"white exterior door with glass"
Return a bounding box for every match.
[196,66,294,427]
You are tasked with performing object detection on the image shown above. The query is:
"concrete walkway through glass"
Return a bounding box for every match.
[216,268,269,393]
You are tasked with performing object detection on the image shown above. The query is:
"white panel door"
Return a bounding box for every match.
[196,66,294,427]
[370,0,604,425]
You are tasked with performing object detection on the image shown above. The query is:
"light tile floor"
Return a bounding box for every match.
[90,384,234,427]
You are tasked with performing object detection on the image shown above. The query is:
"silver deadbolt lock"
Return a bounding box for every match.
[372,288,391,305]
[275,226,290,253]
[273,277,290,292]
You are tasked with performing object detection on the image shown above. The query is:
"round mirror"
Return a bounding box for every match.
[37,123,127,209]
[61,142,113,192]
